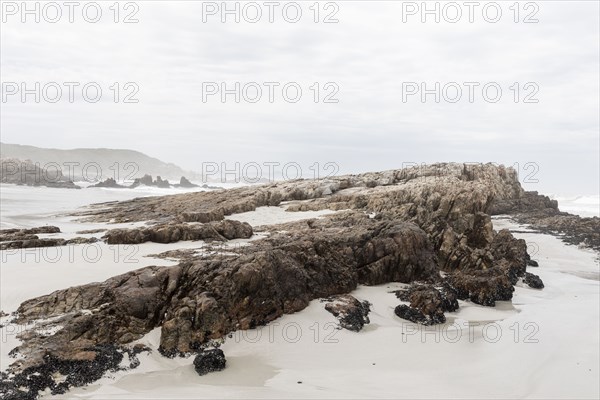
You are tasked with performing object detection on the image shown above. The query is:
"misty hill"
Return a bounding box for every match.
[0,142,201,182]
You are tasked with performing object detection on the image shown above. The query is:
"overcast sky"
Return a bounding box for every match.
[1,0,598,194]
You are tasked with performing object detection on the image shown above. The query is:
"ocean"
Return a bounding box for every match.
[548,195,600,218]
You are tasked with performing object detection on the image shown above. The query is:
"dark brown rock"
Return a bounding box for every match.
[448,267,514,306]
[394,304,436,325]
[394,284,449,325]
[524,272,544,289]
[324,294,371,332]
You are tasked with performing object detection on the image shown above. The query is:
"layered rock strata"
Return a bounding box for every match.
[1,163,559,399]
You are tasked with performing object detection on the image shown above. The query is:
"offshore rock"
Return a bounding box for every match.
[89,178,126,188]
[176,176,199,188]
[155,176,170,188]
[129,174,154,187]
[129,174,171,188]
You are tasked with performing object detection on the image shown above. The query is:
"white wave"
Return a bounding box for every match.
[549,194,600,218]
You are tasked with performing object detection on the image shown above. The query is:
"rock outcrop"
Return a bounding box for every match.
[0,226,99,250]
[74,163,523,225]
[4,212,439,398]
[176,176,199,188]
[89,178,126,188]
[1,238,68,250]
[92,174,200,190]
[102,220,253,244]
[394,283,458,325]
[448,268,514,306]
[0,226,61,239]
[490,191,600,251]
[2,163,552,398]
[0,159,80,189]
[130,174,171,188]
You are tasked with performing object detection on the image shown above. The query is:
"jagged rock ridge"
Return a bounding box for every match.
[1,163,553,399]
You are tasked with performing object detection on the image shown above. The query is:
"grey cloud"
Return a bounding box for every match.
[1,1,598,195]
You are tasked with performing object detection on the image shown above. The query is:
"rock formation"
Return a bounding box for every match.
[524,272,544,289]
[1,158,80,189]
[176,176,199,188]
[3,212,440,398]
[102,220,252,245]
[324,295,371,332]
[90,174,201,190]
[394,283,458,325]
[193,349,226,375]
[490,191,600,251]
[0,226,98,250]
[1,163,566,399]
[89,178,126,188]
[0,226,61,238]
[130,174,170,188]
